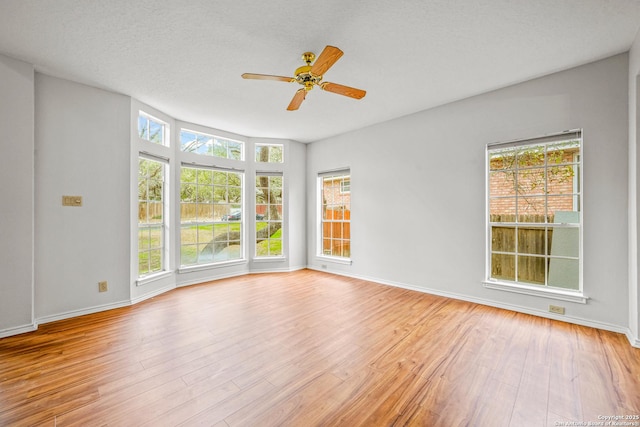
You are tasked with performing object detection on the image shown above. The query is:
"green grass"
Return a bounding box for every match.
[138,249,162,275]
[188,223,241,232]
[270,228,282,238]
[256,228,282,256]
[139,221,283,269]
[256,238,282,256]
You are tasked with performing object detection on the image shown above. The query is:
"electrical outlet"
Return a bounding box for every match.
[98,281,108,292]
[321,264,327,269]
[549,305,565,315]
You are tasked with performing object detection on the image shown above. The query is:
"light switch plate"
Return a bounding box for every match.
[62,196,82,207]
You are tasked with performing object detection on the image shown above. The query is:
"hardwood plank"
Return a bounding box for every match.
[318,362,418,426]
[57,377,187,426]
[138,381,241,426]
[178,379,275,426]
[284,367,383,426]
[509,360,550,426]
[547,323,584,422]
[224,372,343,426]
[0,381,100,426]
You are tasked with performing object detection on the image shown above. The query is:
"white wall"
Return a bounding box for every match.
[35,74,131,321]
[0,54,35,337]
[307,53,630,334]
[628,31,640,345]
[285,139,307,270]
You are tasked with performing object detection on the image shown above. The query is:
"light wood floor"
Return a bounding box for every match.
[1,270,639,426]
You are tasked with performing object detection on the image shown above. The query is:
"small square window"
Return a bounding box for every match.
[255,143,284,163]
[138,113,167,146]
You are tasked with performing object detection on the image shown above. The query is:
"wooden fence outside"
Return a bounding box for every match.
[490,214,554,285]
[322,208,351,257]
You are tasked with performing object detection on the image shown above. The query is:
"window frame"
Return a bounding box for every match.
[133,114,294,283]
[254,172,284,258]
[483,129,587,304]
[180,128,244,161]
[138,112,168,146]
[134,106,173,286]
[317,170,352,264]
[137,153,169,279]
[179,164,245,268]
[255,143,284,163]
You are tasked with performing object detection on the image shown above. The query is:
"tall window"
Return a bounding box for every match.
[256,173,283,257]
[487,130,582,291]
[138,113,167,146]
[138,157,166,276]
[319,171,351,258]
[180,129,243,160]
[180,167,243,265]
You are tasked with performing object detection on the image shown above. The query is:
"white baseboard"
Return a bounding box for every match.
[0,322,37,339]
[176,265,307,287]
[176,270,249,288]
[307,266,638,348]
[249,264,307,274]
[625,329,640,348]
[36,300,131,326]
[130,283,176,305]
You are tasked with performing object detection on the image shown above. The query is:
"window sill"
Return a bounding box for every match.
[316,255,352,266]
[253,256,286,263]
[137,270,173,286]
[483,279,588,304]
[177,259,247,274]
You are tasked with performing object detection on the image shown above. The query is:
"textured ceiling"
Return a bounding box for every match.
[0,0,639,143]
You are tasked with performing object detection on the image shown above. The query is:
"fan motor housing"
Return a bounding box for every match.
[294,65,322,89]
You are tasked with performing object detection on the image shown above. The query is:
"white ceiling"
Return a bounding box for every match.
[0,1,639,143]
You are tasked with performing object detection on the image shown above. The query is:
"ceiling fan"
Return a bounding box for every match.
[241,45,366,111]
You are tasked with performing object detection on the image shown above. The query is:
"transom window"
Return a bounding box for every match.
[255,143,283,163]
[319,171,351,259]
[487,130,582,291]
[180,129,243,160]
[138,157,166,276]
[138,113,167,146]
[256,173,283,257]
[180,166,243,265]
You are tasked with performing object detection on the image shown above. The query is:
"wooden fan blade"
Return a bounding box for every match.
[320,82,366,99]
[310,45,343,76]
[287,89,306,111]
[242,73,295,83]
